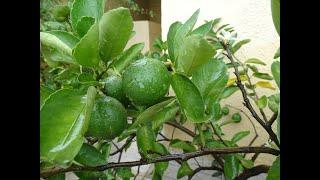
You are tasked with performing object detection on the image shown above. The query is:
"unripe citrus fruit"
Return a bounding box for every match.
[52,5,70,22]
[123,58,170,106]
[86,95,127,140]
[232,113,242,123]
[103,74,127,104]
[221,107,229,115]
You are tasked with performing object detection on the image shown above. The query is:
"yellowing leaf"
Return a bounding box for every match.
[255,81,276,90]
[227,75,248,87]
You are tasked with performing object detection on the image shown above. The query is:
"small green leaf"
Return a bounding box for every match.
[116,167,134,179]
[257,95,268,109]
[152,105,180,130]
[236,155,254,169]
[253,72,273,80]
[110,43,145,73]
[231,131,250,143]
[100,143,111,162]
[75,16,95,38]
[267,156,280,180]
[171,73,206,123]
[224,155,240,180]
[268,94,280,113]
[74,143,106,166]
[246,64,258,73]
[271,61,280,88]
[271,0,280,35]
[174,9,200,61]
[73,23,100,67]
[221,85,239,99]
[99,7,134,61]
[232,39,250,53]
[70,0,105,30]
[167,21,182,61]
[170,139,196,153]
[40,87,97,165]
[177,162,193,179]
[191,20,214,36]
[128,98,176,131]
[245,58,267,66]
[176,35,216,76]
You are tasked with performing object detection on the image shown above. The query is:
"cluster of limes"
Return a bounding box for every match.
[86,58,170,140]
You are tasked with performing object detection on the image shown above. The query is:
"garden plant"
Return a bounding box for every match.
[40,0,280,179]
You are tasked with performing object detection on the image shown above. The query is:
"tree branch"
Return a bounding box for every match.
[165,121,196,137]
[40,146,279,178]
[110,134,136,156]
[267,112,278,128]
[188,166,222,180]
[234,165,270,180]
[221,42,280,148]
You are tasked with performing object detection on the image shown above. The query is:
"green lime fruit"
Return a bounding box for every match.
[232,113,242,123]
[53,5,70,22]
[123,58,170,106]
[103,74,128,104]
[136,125,156,158]
[221,107,229,115]
[86,95,127,140]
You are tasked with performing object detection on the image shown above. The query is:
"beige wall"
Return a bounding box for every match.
[161,0,280,166]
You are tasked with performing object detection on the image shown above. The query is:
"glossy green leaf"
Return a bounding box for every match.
[257,95,268,109]
[110,43,145,73]
[116,167,134,179]
[192,59,228,105]
[173,9,200,61]
[267,156,280,180]
[177,162,193,179]
[274,47,280,59]
[253,72,273,80]
[101,142,111,162]
[40,31,79,64]
[167,21,182,61]
[99,7,133,61]
[170,139,196,153]
[40,85,54,108]
[245,58,267,66]
[128,97,176,131]
[268,94,280,113]
[40,87,96,165]
[271,0,280,35]
[75,16,95,38]
[176,35,216,76]
[221,85,239,99]
[74,143,106,166]
[152,105,180,130]
[136,124,156,158]
[224,155,240,180]
[152,143,169,179]
[231,131,250,143]
[236,155,254,169]
[271,61,280,88]
[232,39,250,53]
[73,23,100,67]
[171,73,206,123]
[70,0,105,30]
[246,64,258,73]
[191,20,214,36]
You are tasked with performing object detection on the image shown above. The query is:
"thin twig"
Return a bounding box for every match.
[41,146,279,178]
[133,166,140,180]
[188,166,222,180]
[267,112,278,127]
[165,121,196,137]
[234,165,270,180]
[110,135,136,156]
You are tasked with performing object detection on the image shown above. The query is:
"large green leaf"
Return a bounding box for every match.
[167,21,182,61]
[73,23,100,67]
[170,139,196,153]
[271,61,280,88]
[173,9,200,61]
[40,87,96,165]
[110,43,145,73]
[40,85,54,108]
[40,31,79,64]
[267,156,280,180]
[127,97,176,131]
[191,20,214,36]
[70,0,105,30]
[74,143,106,166]
[192,59,228,105]
[176,35,216,76]
[271,0,280,35]
[171,73,206,123]
[151,105,179,130]
[75,16,95,38]
[224,155,240,180]
[177,162,193,179]
[99,7,133,62]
